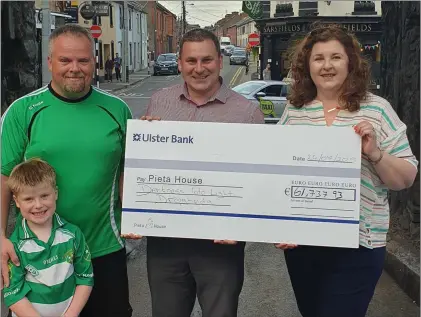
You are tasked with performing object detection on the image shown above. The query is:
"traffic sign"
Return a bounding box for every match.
[90,25,102,39]
[248,33,260,47]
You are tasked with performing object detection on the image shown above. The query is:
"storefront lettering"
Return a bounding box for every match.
[341,23,372,32]
[263,24,302,33]
[263,23,374,34]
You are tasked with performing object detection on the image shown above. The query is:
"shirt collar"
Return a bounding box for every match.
[18,213,66,240]
[178,76,230,105]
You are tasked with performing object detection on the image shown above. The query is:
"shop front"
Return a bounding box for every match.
[256,16,382,91]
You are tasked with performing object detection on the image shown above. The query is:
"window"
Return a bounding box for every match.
[99,41,103,69]
[261,85,283,97]
[353,1,376,15]
[298,1,318,16]
[119,5,123,29]
[111,40,115,59]
[129,9,132,30]
[98,15,102,25]
[109,4,113,27]
[129,43,132,65]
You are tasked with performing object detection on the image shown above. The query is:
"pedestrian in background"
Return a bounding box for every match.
[123,28,264,317]
[105,56,114,83]
[114,53,122,81]
[263,63,271,80]
[1,24,133,317]
[275,23,418,317]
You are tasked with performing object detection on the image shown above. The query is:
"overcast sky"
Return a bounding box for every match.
[158,1,243,27]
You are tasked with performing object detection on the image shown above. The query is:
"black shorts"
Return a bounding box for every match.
[80,248,132,317]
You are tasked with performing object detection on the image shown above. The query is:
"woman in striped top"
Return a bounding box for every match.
[275,24,418,317]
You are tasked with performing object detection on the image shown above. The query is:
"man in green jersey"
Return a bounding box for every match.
[4,159,93,317]
[1,24,133,317]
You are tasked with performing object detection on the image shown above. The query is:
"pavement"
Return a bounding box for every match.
[96,67,152,93]
[1,57,419,317]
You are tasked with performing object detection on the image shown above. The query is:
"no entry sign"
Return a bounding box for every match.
[90,25,102,39]
[248,33,260,47]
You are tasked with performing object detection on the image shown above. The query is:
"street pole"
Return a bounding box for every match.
[154,2,157,59]
[123,1,129,83]
[92,16,100,88]
[41,0,51,85]
[182,1,186,34]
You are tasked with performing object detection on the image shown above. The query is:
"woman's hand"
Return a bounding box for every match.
[354,121,381,161]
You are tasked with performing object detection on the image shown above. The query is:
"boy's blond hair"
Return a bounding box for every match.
[7,158,57,195]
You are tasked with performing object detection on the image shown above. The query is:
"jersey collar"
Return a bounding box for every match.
[48,82,93,103]
[18,213,66,240]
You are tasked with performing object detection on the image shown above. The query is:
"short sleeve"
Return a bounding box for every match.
[1,101,28,176]
[73,227,94,286]
[277,104,290,125]
[379,103,418,169]
[3,249,31,307]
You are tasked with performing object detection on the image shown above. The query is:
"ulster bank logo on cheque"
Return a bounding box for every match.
[133,133,194,144]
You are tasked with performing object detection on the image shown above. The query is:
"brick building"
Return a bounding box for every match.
[146,2,177,58]
[226,25,237,46]
[213,12,247,41]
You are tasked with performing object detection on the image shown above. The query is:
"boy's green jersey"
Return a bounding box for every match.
[1,84,132,258]
[3,214,94,316]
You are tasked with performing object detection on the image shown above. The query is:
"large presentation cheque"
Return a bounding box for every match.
[122,120,361,248]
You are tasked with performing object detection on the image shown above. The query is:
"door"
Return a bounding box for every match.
[256,84,288,122]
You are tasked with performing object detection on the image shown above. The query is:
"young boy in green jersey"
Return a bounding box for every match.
[3,158,94,317]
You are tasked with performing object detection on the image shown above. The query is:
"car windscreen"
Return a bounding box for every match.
[232,82,265,95]
[157,55,176,62]
[221,41,230,45]
[232,50,246,56]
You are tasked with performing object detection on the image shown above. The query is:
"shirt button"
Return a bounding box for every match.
[368,240,372,246]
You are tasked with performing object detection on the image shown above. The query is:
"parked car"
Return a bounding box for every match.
[224,45,235,56]
[153,53,179,76]
[230,49,248,65]
[232,80,290,123]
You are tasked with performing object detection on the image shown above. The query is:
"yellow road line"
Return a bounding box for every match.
[229,66,244,88]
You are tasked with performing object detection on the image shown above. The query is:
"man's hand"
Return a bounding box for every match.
[214,240,238,245]
[140,115,161,121]
[121,233,143,240]
[274,243,298,250]
[1,236,19,288]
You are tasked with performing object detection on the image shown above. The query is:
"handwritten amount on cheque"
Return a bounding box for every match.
[136,176,242,207]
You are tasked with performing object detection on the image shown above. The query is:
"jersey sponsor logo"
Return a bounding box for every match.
[43,255,58,265]
[25,264,39,277]
[79,273,93,278]
[63,249,74,263]
[83,248,91,262]
[28,101,44,110]
[4,288,19,298]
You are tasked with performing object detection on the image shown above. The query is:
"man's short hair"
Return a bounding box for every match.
[179,28,221,57]
[49,24,94,56]
[7,158,57,195]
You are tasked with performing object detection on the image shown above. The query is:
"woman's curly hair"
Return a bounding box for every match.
[288,23,371,112]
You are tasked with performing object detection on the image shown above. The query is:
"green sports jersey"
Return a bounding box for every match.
[1,84,132,258]
[3,213,93,316]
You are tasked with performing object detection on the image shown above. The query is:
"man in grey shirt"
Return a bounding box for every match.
[134,29,264,317]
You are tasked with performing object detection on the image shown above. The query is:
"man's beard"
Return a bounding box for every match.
[63,80,86,94]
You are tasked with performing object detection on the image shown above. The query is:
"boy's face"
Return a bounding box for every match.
[14,182,58,226]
